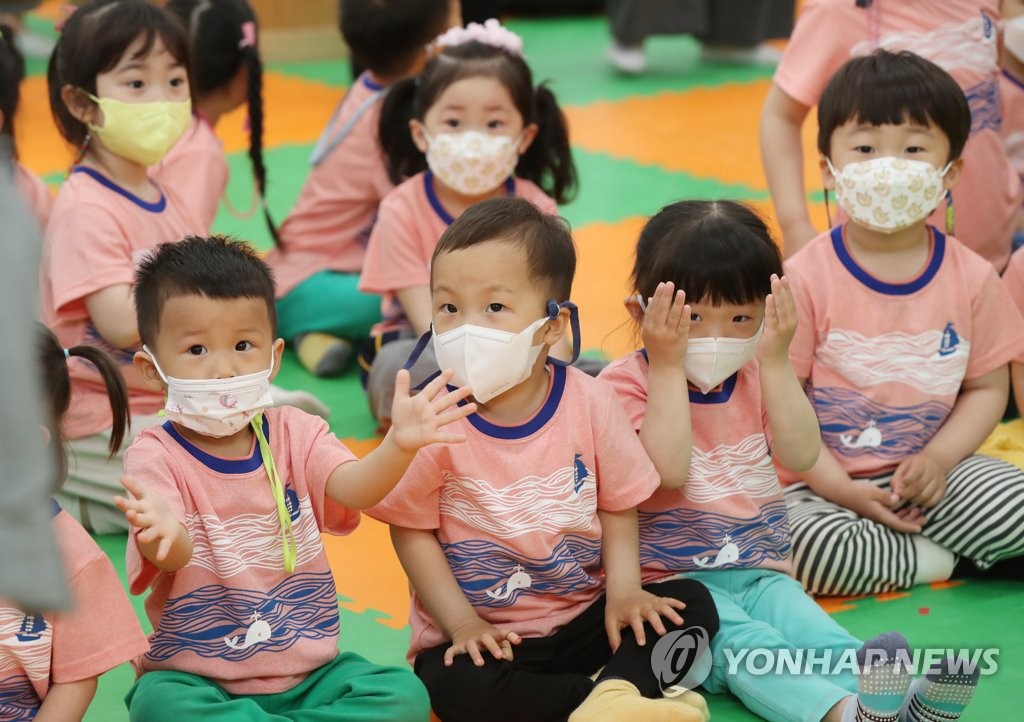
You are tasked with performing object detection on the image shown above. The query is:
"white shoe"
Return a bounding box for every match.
[15,30,55,60]
[607,42,647,74]
[700,42,783,66]
[270,385,330,419]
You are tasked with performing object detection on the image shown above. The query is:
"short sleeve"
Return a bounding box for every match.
[514,179,558,216]
[359,189,431,294]
[366,449,444,530]
[45,201,135,314]
[597,357,648,433]
[966,264,1024,375]
[1002,248,1024,316]
[122,433,188,595]
[773,0,859,108]
[301,415,361,535]
[50,545,149,683]
[593,385,660,512]
[784,256,817,381]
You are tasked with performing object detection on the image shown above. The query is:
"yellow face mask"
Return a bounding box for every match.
[86,93,192,167]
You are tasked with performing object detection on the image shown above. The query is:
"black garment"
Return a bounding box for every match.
[414,578,719,722]
[608,0,795,46]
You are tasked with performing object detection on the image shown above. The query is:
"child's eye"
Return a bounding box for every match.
[127,80,144,89]
[733,315,752,323]
[443,118,460,129]
[169,77,187,88]
[853,145,873,153]
[188,345,206,355]
[487,303,504,313]
[487,120,504,130]
[235,341,253,351]
[440,303,457,314]
[905,146,925,154]
[690,313,701,322]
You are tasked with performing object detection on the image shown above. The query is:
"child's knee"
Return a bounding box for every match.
[374,666,432,721]
[126,671,226,721]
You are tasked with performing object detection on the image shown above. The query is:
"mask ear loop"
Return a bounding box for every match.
[402,329,443,391]
[546,300,581,366]
[945,189,955,236]
[251,413,298,574]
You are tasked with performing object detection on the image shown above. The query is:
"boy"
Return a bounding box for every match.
[760,0,1021,271]
[114,235,475,720]
[266,0,460,378]
[782,50,1024,598]
[369,197,719,722]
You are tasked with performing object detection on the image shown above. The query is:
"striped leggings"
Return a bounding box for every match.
[784,454,1024,595]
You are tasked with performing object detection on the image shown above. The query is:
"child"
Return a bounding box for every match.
[157,0,276,236]
[600,200,982,722]
[369,197,718,722]
[782,50,1024,595]
[40,0,203,532]
[265,0,459,378]
[359,20,578,424]
[1004,248,1024,414]
[0,325,149,721]
[999,0,1024,241]
[114,235,473,721]
[1,21,52,229]
[761,0,1021,271]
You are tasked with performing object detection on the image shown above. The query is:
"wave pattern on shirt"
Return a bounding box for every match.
[685,434,778,505]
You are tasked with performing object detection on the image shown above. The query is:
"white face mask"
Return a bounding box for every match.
[1006,16,1024,62]
[432,316,550,403]
[424,129,521,195]
[143,346,275,437]
[827,156,950,233]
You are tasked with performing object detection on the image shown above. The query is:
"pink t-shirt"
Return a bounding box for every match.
[358,171,559,335]
[266,74,392,296]
[775,0,1021,271]
[369,365,661,662]
[0,504,148,721]
[15,162,52,232]
[154,116,228,231]
[1002,247,1024,316]
[124,408,360,695]
[600,354,792,582]
[39,167,205,439]
[784,225,1024,480]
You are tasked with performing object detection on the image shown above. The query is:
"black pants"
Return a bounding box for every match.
[414,578,719,722]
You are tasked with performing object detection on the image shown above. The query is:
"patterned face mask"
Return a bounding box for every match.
[424,130,521,195]
[827,156,951,234]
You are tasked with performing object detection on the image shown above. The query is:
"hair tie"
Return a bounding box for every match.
[239,21,256,49]
[434,18,524,57]
[63,348,71,359]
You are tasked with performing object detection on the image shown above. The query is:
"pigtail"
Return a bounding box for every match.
[517,83,578,205]
[379,77,426,185]
[241,41,280,245]
[0,23,25,154]
[67,345,130,456]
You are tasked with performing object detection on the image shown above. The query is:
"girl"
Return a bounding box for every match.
[599,201,982,722]
[41,0,204,532]
[1,21,51,229]
[358,19,578,424]
[157,0,276,237]
[0,325,149,721]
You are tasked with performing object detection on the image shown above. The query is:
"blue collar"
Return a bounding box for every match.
[640,349,738,404]
[49,498,62,518]
[424,171,516,225]
[72,166,167,213]
[831,224,944,295]
[460,363,566,440]
[1003,68,1024,93]
[163,414,269,474]
[362,73,385,91]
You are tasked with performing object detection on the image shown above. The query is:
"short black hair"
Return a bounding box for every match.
[817,49,971,163]
[340,0,452,77]
[432,197,576,300]
[134,235,277,347]
[0,23,26,145]
[48,0,190,147]
[633,200,782,306]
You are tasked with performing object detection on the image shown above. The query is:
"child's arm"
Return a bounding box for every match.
[114,475,193,571]
[33,678,97,722]
[892,366,1010,509]
[395,285,434,336]
[326,370,475,509]
[1014,361,1024,419]
[390,525,521,666]
[639,282,692,488]
[84,285,139,349]
[599,508,685,651]
[758,275,820,472]
[759,85,817,256]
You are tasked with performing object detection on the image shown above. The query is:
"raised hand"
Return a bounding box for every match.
[390,368,477,453]
[604,588,686,651]
[114,475,181,561]
[758,274,798,364]
[642,282,690,367]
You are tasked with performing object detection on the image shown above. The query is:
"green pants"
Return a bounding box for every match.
[276,270,381,343]
[125,652,431,722]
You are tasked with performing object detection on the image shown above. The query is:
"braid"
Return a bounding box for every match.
[242,45,279,245]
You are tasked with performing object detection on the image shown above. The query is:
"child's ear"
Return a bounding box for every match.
[61,85,100,127]
[134,349,166,392]
[410,119,429,154]
[518,123,539,155]
[942,158,964,191]
[624,294,644,323]
[540,307,569,348]
[269,338,285,381]
[819,154,837,191]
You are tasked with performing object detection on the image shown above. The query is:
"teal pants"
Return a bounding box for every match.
[276,271,381,343]
[125,652,431,722]
[684,568,859,722]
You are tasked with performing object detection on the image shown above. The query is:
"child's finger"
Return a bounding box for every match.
[119,474,145,499]
[431,384,474,412]
[605,618,622,653]
[644,608,668,637]
[430,431,469,445]
[500,638,515,662]
[657,601,685,626]
[443,643,462,667]
[468,640,486,667]
[666,290,685,328]
[393,368,412,399]
[630,611,647,646]
[507,631,522,645]
[435,404,476,426]
[156,535,171,562]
